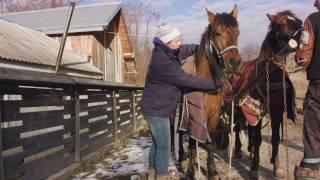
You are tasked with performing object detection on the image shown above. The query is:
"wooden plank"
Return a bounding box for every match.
[0,85,71,96]
[1,104,19,122]
[64,153,75,167]
[89,119,111,134]
[64,136,75,154]
[64,117,75,134]
[2,127,21,150]
[80,97,112,105]
[21,150,65,180]
[74,90,80,163]
[118,104,132,111]
[22,112,64,132]
[117,90,132,96]
[117,101,132,106]
[3,152,24,179]
[22,130,64,157]
[3,97,64,108]
[87,109,109,119]
[80,103,111,113]
[0,67,74,86]
[2,108,65,124]
[0,101,4,180]
[82,133,113,157]
[80,132,89,148]
[63,100,75,113]
[78,90,112,95]
[79,116,89,129]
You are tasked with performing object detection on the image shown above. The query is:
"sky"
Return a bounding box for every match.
[81,0,316,48]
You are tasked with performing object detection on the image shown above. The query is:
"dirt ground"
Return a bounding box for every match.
[72,71,308,180]
[72,114,305,180]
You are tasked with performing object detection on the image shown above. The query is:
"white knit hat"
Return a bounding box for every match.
[156,22,182,44]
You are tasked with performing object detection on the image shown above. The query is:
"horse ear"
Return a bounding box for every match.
[230,5,238,19]
[267,14,276,23]
[206,8,215,23]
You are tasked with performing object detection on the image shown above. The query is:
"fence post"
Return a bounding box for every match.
[132,90,137,131]
[112,90,119,148]
[0,101,4,180]
[74,90,80,163]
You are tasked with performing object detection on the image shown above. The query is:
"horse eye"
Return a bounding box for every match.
[215,32,221,36]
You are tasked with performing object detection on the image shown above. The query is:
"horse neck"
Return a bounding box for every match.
[195,34,213,77]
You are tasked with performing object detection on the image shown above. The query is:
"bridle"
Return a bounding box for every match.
[204,24,238,81]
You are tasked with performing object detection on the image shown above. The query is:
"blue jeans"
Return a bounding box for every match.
[144,116,170,175]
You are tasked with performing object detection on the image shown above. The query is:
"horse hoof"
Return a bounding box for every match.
[274,168,284,178]
[250,170,259,179]
[249,152,254,159]
[181,160,188,173]
[234,150,242,159]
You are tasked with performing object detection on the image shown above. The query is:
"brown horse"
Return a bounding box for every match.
[228,10,303,178]
[182,6,241,180]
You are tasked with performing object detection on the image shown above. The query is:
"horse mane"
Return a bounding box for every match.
[258,10,298,62]
[195,13,238,65]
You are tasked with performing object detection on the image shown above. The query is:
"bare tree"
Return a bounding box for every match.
[122,0,160,85]
[240,43,260,61]
[3,0,72,13]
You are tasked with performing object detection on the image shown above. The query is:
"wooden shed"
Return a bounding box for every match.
[0,1,137,83]
[0,18,103,78]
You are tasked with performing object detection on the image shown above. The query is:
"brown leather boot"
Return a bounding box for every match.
[294,166,319,180]
[148,167,155,180]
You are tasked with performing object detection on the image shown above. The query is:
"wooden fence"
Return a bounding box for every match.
[0,67,144,180]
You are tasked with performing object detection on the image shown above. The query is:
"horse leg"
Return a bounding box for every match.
[247,125,254,159]
[250,121,262,179]
[234,122,242,159]
[270,102,285,177]
[207,142,219,180]
[178,132,185,162]
[186,138,196,179]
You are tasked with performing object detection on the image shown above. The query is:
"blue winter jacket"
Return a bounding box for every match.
[141,38,219,118]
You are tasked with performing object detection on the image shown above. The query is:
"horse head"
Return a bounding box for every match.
[203,5,241,80]
[261,11,303,65]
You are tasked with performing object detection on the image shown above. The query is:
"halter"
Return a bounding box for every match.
[205,25,238,80]
[266,26,302,69]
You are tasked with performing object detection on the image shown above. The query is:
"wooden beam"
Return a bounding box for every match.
[132,91,137,131]
[112,90,119,148]
[74,90,80,163]
[0,67,143,89]
[0,100,4,180]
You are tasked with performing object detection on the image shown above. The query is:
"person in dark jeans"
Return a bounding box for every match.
[295,0,320,178]
[141,23,221,180]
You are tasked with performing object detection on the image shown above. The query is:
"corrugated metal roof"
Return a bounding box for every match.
[0,1,121,34]
[0,19,102,75]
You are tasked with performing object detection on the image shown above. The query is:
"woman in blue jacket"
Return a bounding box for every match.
[141,23,221,179]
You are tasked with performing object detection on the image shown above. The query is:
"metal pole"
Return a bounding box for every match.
[55,2,76,74]
[74,90,80,163]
